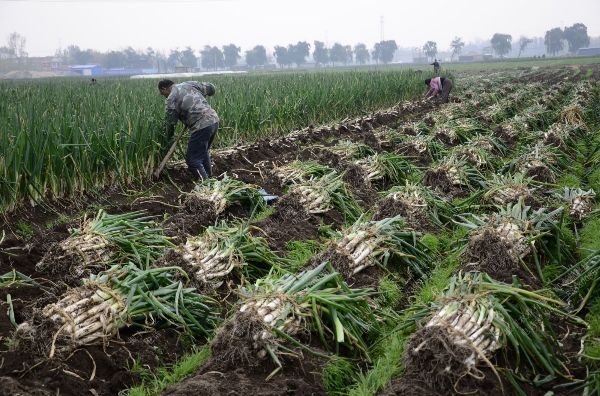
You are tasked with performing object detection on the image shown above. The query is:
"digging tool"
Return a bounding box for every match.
[154,126,189,180]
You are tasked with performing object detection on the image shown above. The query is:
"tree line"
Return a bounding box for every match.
[0,22,593,72]
[44,40,400,71]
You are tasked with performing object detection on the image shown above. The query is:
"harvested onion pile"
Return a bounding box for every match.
[16,263,219,357]
[36,210,173,273]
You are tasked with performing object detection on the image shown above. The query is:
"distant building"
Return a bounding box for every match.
[0,52,16,59]
[459,52,484,62]
[70,65,102,76]
[52,57,63,69]
[19,56,66,71]
[174,66,193,73]
[578,47,600,56]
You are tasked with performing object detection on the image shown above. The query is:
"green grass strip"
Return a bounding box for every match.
[125,346,211,396]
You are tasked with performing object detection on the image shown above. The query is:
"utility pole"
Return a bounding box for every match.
[380,16,385,42]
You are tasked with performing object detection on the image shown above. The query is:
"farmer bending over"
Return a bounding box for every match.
[158,79,219,180]
[424,77,453,104]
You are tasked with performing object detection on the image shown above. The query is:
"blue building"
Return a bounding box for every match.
[70,65,102,76]
[578,47,600,56]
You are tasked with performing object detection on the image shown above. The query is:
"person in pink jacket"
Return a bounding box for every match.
[425,76,453,104]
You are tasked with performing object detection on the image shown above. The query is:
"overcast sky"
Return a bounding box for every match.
[0,0,599,57]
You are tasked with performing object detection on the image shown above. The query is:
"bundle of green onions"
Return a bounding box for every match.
[281,172,363,223]
[353,152,414,186]
[36,209,174,274]
[457,198,565,280]
[483,172,541,208]
[557,187,596,220]
[421,156,486,194]
[467,135,506,156]
[310,215,430,279]
[509,143,570,178]
[538,124,579,153]
[184,174,266,216]
[211,262,382,376]
[493,120,526,147]
[329,140,376,160]
[396,136,429,158]
[446,118,489,136]
[159,221,291,288]
[398,272,575,394]
[449,144,496,170]
[375,181,455,228]
[395,121,427,137]
[433,126,460,147]
[519,102,557,131]
[16,262,219,357]
[269,160,333,187]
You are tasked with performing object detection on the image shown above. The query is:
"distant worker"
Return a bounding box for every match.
[424,77,453,104]
[90,78,98,85]
[158,79,219,181]
[430,59,440,74]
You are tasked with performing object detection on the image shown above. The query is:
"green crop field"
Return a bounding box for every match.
[0,70,426,213]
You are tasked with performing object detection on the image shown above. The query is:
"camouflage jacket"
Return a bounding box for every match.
[163,81,219,139]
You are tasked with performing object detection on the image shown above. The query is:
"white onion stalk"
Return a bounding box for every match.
[330,221,391,275]
[446,165,462,185]
[493,186,529,206]
[274,167,304,186]
[484,220,531,259]
[561,187,596,220]
[186,185,227,215]
[424,299,501,367]
[401,139,427,154]
[435,127,458,145]
[55,234,115,267]
[269,160,333,187]
[16,263,219,357]
[174,235,238,285]
[242,296,304,349]
[16,283,127,355]
[290,185,332,214]
[355,157,383,182]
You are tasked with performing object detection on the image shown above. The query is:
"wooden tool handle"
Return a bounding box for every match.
[153,127,189,179]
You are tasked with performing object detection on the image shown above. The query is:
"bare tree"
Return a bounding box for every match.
[517,36,533,58]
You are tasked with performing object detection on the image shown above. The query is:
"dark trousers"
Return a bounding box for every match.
[186,121,219,180]
[440,79,453,103]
